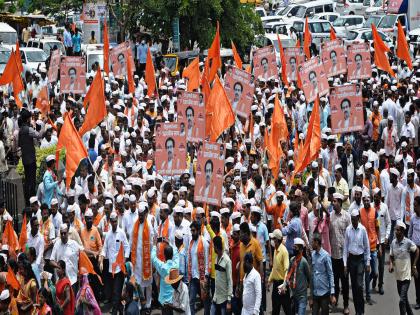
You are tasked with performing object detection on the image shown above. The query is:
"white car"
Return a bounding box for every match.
[0,46,11,75]
[292,19,333,47]
[19,48,48,72]
[313,12,341,23]
[332,15,365,38]
[256,7,267,18]
[26,38,66,56]
[344,28,393,49]
[409,28,420,52]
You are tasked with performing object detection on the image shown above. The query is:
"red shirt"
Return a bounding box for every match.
[231,241,240,285]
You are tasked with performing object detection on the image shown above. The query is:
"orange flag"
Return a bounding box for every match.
[182,56,200,92]
[277,34,289,86]
[294,97,321,174]
[79,251,103,284]
[36,86,50,115]
[6,266,20,290]
[18,214,27,251]
[207,21,221,82]
[330,27,337,40]
[103,18,110,76]
[145,48,156,96]
[112,243,126,276]
[303,17,312,59]
[15,40,24,74]
[56,114,88,188]
[126,49,135,94]
[0,50,24,108]
[79,69,106,136]
[396,20,412,69]
[271,94,289,143]
[206,76,235,141]
[231,41,243,70]
[2,221,19,253]
[371,24,395,77]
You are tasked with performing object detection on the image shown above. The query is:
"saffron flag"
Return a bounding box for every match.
[0,50,24,108]
[79,69,106,136]
[145,48,156,96]
[112,243,127,276]
[231,41,243,70]
[396,20,412,69]
[294,97,321,174]
[35,86,50,115]
[79,251,103,284]
[271,94,289,143]
[330,27,337,40]
[2,221,19,253]
[371,24,395,77]
[56,113,88,188]
[7,266,20,290]
[18,214,27,251]
[126,48,135,94]
[103,18,110,76]
[277,34,289,86]
[182,57,200,92]
[206,76,235,141]
[207,22,221,82]
[15,40,24,74]
[303,17,312,59]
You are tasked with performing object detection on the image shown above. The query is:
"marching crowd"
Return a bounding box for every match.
[0,20,419,315]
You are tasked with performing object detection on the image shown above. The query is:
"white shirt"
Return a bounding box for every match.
[101,227,129,273]
[174,218,192,249]
[26,232,45,266]
[123,209,138,238]
[50,212,63,237]
[385,182,404,221]
[189,237,209,279]
[401,122,416,140]
[343,223,371,267]
[172,281,191,315]
[50,239,83,285]
[241,268,262,315]
[373,202,391,243]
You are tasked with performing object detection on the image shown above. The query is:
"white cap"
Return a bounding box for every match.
[350,209,360,217]
[294,238,305,246]
[147,188,155,198]
[251,164,259,170]
[250,206,262,214]
[333,193,344,200]
[29,196,38,204]
[232,224,240,232]
[84,209,93,217]
[160,203,169,210]
[175,230,183,240]
[220,208,230,215]
[0,289,10,301]
[179,186,188,193]
[174,206,184,214]
[110,211,118,220]
[390,168,400,177]
[353,186,363,193]
[46,154,55,162]
[60,223,68,231]
[225,157,234,164]
[210,211,221,219]
[67,205,75,213]
[395,155,403,163]
[334,164,342,171]
[129,194,137,202]
[269,229,283,239]
[231,212,241,220]
[311,161,318,168]
[51,198,58,205]
[396,220,406,230]
[138,203,147,213]
[195,207,205,215]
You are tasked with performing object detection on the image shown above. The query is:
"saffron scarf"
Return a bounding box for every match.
[158,219,169,261]
[188,236,206,282]
[286,253,302,289]
[131,219,152,281]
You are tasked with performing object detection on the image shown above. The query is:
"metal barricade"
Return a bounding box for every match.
[1,167,25,231]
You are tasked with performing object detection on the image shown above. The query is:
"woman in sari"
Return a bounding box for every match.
[16,260,38,315]
[75,270,101,315]
[55,260,75,315]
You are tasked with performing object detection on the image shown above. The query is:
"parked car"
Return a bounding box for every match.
[332,15,365,38]
[19,48,48,72]
[0,45,11,75]
[313,12,341,23]
[344,27,393,48]
[27,38,66,56]
[409,28,420,54]
[293,19,333,47]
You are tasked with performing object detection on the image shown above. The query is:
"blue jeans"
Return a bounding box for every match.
[294,295,307,315]
[365,250,378,299]
[189,278,210,315]
[210,301,227,315]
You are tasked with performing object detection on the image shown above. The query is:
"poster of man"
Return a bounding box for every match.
[60,56,86,94]
[347,43,372,80]
[155,123,187,175]
[299,57,329,103]
[330,84,364,134]
[284,47,305,82]
[194,142,225,206]
[253,46,278,81]
[47,49,61,83]
[110,41,135,78]
[321,39,347,77]
[224,67,254,118]
[176,91,205,143]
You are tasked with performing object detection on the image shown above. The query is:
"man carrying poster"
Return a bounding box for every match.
[60,56,86,94]
[110,41,135,78]
[347,43,372,80]
[224,67,254,118]
[194,142,225,206]
[299,57,329,103]
[155,123,187,175]
[321,39,347,77]
[253,46,278,80]
[47,49,61,83]
[285,47,305,82]
[329,84,364,134]
[176,91,205,143]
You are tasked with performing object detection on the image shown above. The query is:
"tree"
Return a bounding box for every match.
[108,0,262,52]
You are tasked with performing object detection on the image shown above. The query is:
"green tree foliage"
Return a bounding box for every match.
[136,0,262,52]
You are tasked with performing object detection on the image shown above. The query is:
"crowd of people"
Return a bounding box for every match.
[0,17,419,315]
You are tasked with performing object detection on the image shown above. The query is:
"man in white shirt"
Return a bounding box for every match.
[381,116,399,157]
[401,112,416,144]
[99,212,129,315]
[26,216,45,270]
[386,168,404,244]
[241,252,262,315]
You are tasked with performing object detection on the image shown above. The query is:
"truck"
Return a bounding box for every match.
[371,0,420,33]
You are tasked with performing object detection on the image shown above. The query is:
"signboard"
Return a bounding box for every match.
[284,47,305,82]
[60,56,86,94]
[109,41,135,78]
[172,17,180,52]
[47,49,61,83]
[387,0,404,13]
[298,57,329,103]
[194,142,225,206]
[321,39,347,78]
[253,46,278,80]
[176,91,205,143]
[224,67,254,118]
[155,123,187,176]
[82,1,107,43]
[330,84,364,134]
[347,43,372,81]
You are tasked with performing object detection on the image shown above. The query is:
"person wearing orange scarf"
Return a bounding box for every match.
[156,204,175,261]
[130,204,154,311]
